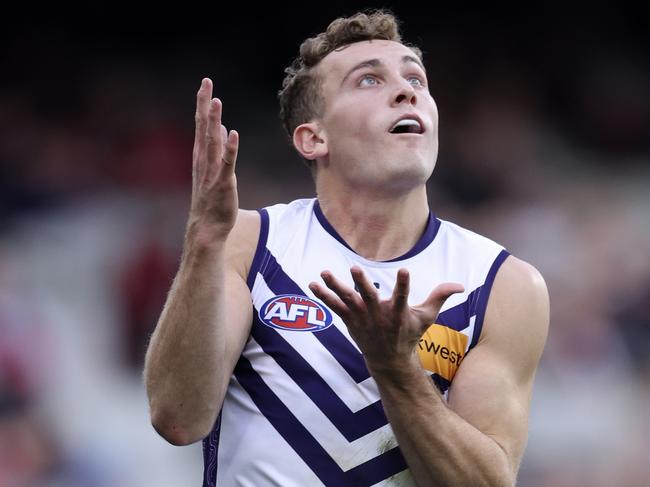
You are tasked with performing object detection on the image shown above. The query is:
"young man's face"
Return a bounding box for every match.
[315,40,439,192]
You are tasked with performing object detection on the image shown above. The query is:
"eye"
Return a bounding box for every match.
[407,76,424,87]
[359,75,379,87]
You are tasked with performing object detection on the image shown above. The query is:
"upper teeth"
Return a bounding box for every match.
[391,119,421,132]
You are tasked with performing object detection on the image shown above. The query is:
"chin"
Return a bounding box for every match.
[380,162,432,192]
[398,154,434,177]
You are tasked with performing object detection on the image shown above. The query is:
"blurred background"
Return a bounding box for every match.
[1,2,649,486]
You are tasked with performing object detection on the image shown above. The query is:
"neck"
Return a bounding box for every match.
[316,185,430,261]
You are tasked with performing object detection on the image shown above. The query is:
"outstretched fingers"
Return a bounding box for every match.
[309,280,350,320]
[350,266,379,313]
[320,270,366,314]
[392,268,410,312]
[206,97,224,173]
[222,128,239,172]
[194,78,212,150]
[192,78,240,187]
[193,78,212,185]
[417,282,465,324]
[207,102,239,184]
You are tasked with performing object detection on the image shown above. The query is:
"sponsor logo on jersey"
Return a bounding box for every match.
[259,294,333,332]
[417,324,468,381]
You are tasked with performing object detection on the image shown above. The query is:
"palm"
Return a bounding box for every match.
[309,266,464,371]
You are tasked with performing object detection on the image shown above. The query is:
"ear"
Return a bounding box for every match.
[293,122,328,161]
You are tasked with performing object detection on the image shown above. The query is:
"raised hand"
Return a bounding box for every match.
[309,266,464,375]
[189,78,240,240]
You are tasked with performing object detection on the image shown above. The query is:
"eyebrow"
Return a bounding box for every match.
[340,55,425,86]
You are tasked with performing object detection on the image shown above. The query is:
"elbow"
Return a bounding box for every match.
[490,464,517,487]
[487,459,517,487]
[496,473,516,487]
[471,455,517,487]
[468,472,514,487]
[152,421,195,447]
[150,408,214,446]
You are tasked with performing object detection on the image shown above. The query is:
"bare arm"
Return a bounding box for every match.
[310,256,549,486]
[143,78,258,446]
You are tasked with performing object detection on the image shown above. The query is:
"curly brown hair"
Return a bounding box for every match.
[278,10,422,157]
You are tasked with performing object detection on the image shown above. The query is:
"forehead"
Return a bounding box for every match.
[317,40,422,82]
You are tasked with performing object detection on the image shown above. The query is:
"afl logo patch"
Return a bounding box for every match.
[259,295,333,332]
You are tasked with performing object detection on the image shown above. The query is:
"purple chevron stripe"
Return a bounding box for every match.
[436,296,471,332]
[344,441,408,484]
[259,251,371,383]
[469,250,510,349]
[251,314,388,441]
[246,209,270,289]
[234,355,408,486]
[431,373,451,394]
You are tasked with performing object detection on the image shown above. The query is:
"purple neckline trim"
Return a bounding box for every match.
[313,200,440,263]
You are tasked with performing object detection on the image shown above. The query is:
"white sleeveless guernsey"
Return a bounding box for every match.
[202,198,508,486]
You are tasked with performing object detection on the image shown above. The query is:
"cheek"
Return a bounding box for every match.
[328,115,378,154]
[430,98,439,129]
[326,98,379,137]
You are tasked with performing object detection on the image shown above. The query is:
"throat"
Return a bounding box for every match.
[316,194,430,262]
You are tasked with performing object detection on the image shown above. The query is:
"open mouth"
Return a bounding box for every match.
[389,118,424,134]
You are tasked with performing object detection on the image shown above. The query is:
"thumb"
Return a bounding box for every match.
[414,282,465,324]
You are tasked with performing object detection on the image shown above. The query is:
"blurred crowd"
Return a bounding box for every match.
[1,10,649,486]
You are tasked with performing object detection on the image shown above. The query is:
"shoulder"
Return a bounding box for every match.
[226,209,261,279]
[437,218,500,243]
[436,218,505,258]
[489,256,549,326]
[481,256,550,375]
[263,197,315,220]
[226,199,316,279]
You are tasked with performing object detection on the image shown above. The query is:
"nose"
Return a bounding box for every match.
[392,81,417,106]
